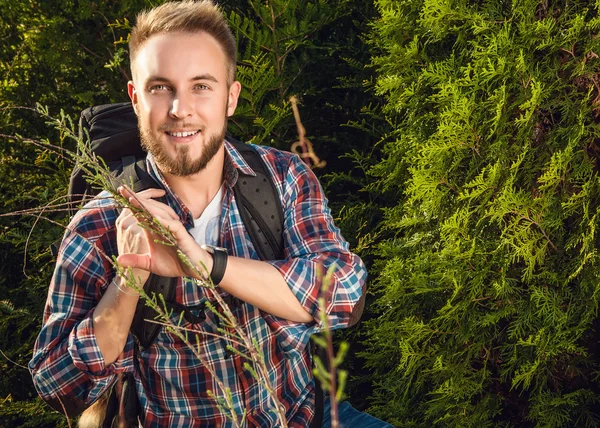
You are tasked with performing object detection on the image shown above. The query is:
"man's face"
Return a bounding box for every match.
[128,31,240,176]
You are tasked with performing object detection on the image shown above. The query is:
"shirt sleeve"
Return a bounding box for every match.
[28,228,135,417]
[266,154,367,332]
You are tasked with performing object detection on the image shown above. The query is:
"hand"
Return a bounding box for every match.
[115,187,212,280]
[115,203,151,288]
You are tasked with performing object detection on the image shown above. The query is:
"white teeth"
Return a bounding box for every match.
[167,130,199,137]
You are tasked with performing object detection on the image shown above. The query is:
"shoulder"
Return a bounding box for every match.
[244,143,308,180]
[248,143,297,164]
[66,190,119,246]
[53,191,119,282]
[249,144,326,208]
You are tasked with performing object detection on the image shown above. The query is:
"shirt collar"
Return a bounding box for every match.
[222,139,256,188]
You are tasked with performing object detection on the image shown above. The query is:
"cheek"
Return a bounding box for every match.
[140,106,165,129]
[199,103,224,123]
[137,111,152,129]
[139,95,171,119]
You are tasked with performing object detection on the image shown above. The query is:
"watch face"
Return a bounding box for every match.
[201,244,227,253]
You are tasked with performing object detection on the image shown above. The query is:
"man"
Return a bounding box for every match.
[29,1,391,426]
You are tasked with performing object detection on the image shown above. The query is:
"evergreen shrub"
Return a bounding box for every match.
[364,0,600,426]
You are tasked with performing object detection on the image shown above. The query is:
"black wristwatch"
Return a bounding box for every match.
[201,244,228,285]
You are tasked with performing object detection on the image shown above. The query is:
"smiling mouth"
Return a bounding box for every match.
[166,130,200,138]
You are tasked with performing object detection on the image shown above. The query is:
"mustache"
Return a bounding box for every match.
[158,123,205,132]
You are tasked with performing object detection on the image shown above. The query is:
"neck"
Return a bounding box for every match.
[160,147,226,219]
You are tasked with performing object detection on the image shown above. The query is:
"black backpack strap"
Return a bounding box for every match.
[130,275,178,351]
[109,156,156,193]
[229,139,285,260]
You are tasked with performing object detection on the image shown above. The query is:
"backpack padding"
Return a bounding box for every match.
[232,142,285,261]
[69,102,144,214]
[81,102,144,161]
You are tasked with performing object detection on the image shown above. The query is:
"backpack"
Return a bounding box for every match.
[57,102,363,427]
[71,102,287,352]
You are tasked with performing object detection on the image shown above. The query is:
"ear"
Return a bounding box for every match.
[226,81,242,117]
[127,80,139,115]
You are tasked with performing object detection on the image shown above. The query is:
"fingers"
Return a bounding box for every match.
[116,208,152,281]
[117,253,151,271]
[118,186,179,220]
[138,198,180,220]
[115,207,139,231]
[116,185,194,251]
[119,186,165,199]
[116,189,185,240]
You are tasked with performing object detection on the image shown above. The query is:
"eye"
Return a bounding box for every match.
[194,84,210,91]
[149,84,170,93]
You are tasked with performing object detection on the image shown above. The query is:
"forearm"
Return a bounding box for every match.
[30,277,133,416]
[267,252,366,330]
[210,256,313,323]
[93,276,141,365]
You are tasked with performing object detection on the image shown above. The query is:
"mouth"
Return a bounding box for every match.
[166,130,200,138]
[164,129,202,144]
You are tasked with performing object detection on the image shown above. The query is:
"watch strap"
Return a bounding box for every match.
[208,247,227,285]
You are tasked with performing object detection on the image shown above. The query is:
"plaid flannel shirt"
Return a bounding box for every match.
[29,141,366,427]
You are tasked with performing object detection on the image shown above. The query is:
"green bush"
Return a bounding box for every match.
[363,0,600,426]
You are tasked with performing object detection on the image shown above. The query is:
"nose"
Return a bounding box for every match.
[169,94,192,120]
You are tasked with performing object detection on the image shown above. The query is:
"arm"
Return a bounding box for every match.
[217,256,313,323]
[262,153,367,331]
[94,206,151,364]
[93,276,142,365]
[28,228,136,417]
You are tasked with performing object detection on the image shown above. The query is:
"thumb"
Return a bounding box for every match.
[117,253,151,271]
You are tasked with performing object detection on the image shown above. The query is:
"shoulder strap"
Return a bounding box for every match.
[228,138,285,260]
[131,275,179,351]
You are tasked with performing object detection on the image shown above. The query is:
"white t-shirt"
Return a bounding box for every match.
[188,185,223,246]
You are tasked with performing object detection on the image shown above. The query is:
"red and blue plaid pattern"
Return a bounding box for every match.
[29,141,366,427]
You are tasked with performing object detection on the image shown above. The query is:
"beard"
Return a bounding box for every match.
[139,117,228,177]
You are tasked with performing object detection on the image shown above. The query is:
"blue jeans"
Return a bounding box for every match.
[322,397,395,427]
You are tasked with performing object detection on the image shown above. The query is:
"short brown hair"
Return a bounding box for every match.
[129,0,237,84]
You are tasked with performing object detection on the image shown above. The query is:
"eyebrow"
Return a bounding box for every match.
[145,74,219,84]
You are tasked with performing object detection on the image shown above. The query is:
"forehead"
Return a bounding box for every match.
[133,31,228,82]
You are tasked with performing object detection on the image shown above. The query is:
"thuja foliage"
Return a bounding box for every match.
[225,0,353,146]
[363,0,600,426]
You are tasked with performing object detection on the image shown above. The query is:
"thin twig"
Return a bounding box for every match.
[0,349,29,370]
[53,395,73,428]
[144,319,247,348]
